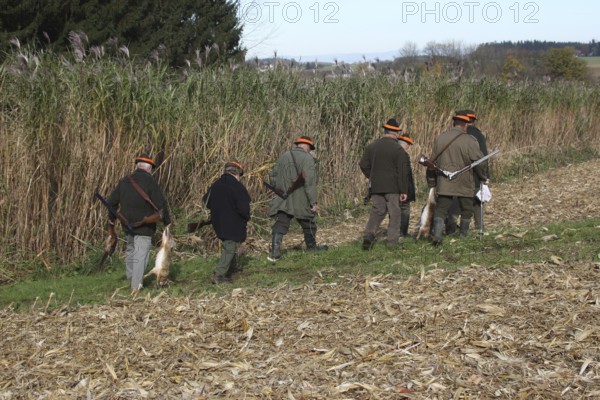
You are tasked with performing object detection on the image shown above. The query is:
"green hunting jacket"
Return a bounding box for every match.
[431,127,487,198]
[268,147,318,220]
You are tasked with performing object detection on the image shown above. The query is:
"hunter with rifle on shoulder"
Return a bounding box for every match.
[422,112,489,246]
[266,136,328,262]
[105,153,171,292]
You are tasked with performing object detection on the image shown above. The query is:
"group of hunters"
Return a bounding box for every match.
[106,110,489,289]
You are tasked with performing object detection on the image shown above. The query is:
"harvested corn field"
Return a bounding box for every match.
[1,160,600,399]
[1,262,599,399]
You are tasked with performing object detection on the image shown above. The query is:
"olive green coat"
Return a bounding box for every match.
[359,136,409,195]
[268,147,318,220]
[432,127,487,197]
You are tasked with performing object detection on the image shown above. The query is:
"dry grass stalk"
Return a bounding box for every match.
[0,51,599,269]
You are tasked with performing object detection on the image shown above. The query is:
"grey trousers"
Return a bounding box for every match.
[364,193,401,244]
[215,240,240,277]
[125,234,152,290]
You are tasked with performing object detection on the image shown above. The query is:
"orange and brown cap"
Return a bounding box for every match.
[134,153,156,168]
[455,109,477,123]
[452,113,471,123]
[459,109,477,121]
[382,118,402,132]
[294,136,316,150]
[398,134,414,145]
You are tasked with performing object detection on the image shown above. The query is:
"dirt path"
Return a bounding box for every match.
[313,158,600,247]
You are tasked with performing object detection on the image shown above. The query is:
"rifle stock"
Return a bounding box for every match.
[263,181,288,199]
[187,219,212,233]
[418,155,451,178]
[286,172,305,195]
[131,211,163,228]
[263,172,305,200]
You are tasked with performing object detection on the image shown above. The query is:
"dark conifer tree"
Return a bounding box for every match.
[0,0,245,66]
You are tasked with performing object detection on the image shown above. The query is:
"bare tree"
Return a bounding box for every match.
[399,41,419,61]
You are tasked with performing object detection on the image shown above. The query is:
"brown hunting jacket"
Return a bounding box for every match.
[430,127,487,198]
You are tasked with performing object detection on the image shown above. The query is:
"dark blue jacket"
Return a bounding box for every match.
[203,173,251,242]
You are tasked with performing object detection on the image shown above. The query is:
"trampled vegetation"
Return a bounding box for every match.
[1,44,599,276]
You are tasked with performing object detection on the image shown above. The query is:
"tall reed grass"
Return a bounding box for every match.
[1,48,599,270]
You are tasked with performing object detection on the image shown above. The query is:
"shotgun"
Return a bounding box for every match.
[263,172,306,200]
[418,149,499,181]
[94,191,134,232]
[418,156,452,179]
[446,149,499,181]
[187,219,212,233]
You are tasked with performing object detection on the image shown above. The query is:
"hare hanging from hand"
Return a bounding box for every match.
[144,225,175,287]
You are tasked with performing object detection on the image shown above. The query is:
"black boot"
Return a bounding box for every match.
[268,233,284,262]
[400,216,410,238]
[445,217,457,235]
[305,232,328,252]
[460,219,470,237]
[432,217,444,246]
[362,234,375,250]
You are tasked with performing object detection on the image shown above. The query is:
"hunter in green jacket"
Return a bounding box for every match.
[267,136,327,261]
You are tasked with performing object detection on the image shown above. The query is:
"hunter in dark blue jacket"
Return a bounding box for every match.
[202,161,251,283]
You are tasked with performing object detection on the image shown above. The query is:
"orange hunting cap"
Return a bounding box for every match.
[458,109,477,121]
[224,160,244,176]
[398,134,414,145]
[134,153,156,167]
[382,118,402,132]
[294,136,316,150]
[455,109,476,123]
[452,113,471,123]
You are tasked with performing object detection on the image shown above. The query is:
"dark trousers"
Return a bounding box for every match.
[272,211,317,237]
[447,196,482,228]
[436,195,474,221]
[400,201,411,236]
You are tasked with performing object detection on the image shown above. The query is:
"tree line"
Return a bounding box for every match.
[0,0,244,67]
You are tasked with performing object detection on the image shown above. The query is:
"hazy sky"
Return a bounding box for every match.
[238,0,599,61]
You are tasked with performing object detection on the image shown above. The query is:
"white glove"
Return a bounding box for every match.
[476,184,492,203]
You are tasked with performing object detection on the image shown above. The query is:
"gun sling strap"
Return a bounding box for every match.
[128,175,160,212]
[289,149,309,202]
[430,132,465,163]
